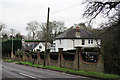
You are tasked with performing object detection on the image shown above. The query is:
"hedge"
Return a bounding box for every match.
[2,39,22,55]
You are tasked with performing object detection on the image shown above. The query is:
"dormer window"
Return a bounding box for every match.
[75,32,80,38]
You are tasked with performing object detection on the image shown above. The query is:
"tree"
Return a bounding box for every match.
[15,33,23,39]
[38,21,67,43]
[83,1,120,24]
[101,19,120,74]
[2,34,8,40]
[26,21,40,40]
[0,22,6,32]
[0,23,6,38]
[83,0,120,74]
[51,21,67,37]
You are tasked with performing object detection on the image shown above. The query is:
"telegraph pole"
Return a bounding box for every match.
[11,29,13,58]
[43,7,50,67]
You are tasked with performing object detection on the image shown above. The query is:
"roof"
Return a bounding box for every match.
[41,42,51,49]
[22,42,39,51]
[55,29,99,39]
[22,42,51,51]
[25,40,45,42]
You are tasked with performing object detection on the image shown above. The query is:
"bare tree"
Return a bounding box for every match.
[51,21,67,37]
[26,21,40,40]
[38,21,67,43]
[0,22,6,32]
[0,23,6,38]
[83,0,120,24]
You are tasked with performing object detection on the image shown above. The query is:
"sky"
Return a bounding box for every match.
[0,0,106,36]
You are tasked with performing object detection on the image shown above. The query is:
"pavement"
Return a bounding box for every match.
[2,61,99,80]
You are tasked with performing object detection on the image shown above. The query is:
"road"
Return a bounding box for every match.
[2,61,98,80]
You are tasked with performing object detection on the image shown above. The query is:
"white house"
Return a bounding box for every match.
[51,27,101,52]
[22,40,51,52]
[33,42,51,52]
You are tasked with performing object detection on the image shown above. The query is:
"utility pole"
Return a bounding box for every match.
[43,7,50,67]
[11,29,14,58]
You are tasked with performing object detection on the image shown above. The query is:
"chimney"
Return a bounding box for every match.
[75,26,80,38]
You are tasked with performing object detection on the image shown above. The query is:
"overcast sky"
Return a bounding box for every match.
[0,0,106,35]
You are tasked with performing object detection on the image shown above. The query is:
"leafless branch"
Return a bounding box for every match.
[83,1,120,24]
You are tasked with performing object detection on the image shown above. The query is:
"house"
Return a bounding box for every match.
[33,42,51,52]
[22,40,51,52]
[51,27,101,52]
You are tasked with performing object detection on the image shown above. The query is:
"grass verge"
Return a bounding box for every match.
[17,61,43,67]
[16,61,120,79]
[3,59,18,63]
[68,70,120,79]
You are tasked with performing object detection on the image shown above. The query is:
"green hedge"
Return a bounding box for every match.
[2,39,22,55]
[25,40,45,42]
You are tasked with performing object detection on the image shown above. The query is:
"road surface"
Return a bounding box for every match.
[2,61,98,80]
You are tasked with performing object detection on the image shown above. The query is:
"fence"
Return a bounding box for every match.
[13,47,104,72]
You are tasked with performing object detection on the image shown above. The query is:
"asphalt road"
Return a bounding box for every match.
[2,61,98,80]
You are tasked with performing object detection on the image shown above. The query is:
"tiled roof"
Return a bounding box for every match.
[22,42,39,51]
[55,29,98,39]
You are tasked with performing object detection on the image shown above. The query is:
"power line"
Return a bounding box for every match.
[51,3,81,14]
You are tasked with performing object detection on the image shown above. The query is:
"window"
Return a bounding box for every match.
[91,39,93,44]
[75,32,80,37]
[82,39,85,45]
[88,39,93,44]
[39,46,42,49]
[88,39,90,44]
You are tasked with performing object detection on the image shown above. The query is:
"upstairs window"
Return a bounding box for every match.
[88,39,90,44]
[91,39,93,44]
[82,39,85,45]
[88,39,93,44]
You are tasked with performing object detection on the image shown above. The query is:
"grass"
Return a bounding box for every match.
[17,61,43,67]
[43,66,70,72]
[33,64,43,67]
[3,59,18,63]
[17,61,33,66]
[44,66,120,79]
[5,60,120,79]
[68,70,120,79]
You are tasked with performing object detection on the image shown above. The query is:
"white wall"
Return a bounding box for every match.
[53,39,101,52]
[33,43,45,51]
